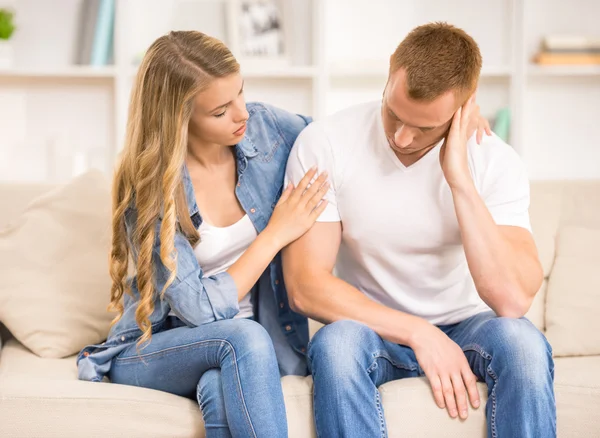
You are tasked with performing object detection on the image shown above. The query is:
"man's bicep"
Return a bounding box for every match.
[283,222,342,280]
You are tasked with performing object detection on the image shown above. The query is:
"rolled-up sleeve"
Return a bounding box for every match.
[155,228,240,326]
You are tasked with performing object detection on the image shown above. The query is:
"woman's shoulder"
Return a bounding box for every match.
[245,102,312,149]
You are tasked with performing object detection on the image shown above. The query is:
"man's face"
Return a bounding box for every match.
[381,69,459,158]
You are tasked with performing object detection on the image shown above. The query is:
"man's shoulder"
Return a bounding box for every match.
[468,133,524,170]
[467,133,529,195]
[321,100,380,130]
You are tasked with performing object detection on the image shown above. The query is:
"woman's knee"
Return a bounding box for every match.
[222,318,276,360]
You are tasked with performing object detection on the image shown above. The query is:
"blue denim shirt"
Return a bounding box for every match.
[77,102,312,381]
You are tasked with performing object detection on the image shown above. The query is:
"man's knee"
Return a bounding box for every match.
[308,320,378,373]
[483,317,554,384]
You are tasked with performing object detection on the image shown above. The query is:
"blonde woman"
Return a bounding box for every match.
[77,31,329,437]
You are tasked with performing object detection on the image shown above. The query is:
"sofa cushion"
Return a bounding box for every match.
[0,170,114,358]
[525,280,547,331]
[554,356,600,437]
[2,338,599,438]
[546,226,600,356]
[0,182,56,231]
[284,376,490,437]
[529,182,564,278]
[0,339,205,438]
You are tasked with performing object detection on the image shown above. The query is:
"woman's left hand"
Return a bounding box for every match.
[466,97,492,144]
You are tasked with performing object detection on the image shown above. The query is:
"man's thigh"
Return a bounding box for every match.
[445,310,552,379]
[308,320,422,387]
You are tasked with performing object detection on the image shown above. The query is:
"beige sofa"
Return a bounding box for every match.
[1,178,599,438]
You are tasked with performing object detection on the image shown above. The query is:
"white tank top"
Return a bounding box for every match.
[170,214,258,319]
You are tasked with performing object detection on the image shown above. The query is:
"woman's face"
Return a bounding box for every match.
[188,73,249,146]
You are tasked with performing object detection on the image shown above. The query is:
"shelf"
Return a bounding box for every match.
[124,65,318,80]
[0,66,117,79]
[528,65,600,77]
[328,61,512,78]
[241,65,318,79]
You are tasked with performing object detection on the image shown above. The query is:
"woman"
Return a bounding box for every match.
[77,31,327,438]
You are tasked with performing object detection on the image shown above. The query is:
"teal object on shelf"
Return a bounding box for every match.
[493,107,511,142]
[90,0,115,66]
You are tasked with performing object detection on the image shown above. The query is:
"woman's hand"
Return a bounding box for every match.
[466,96,492,144]
[265,167,329,248]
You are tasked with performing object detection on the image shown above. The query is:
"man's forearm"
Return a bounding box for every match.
[287,271,426,346]
[451,180,541,317]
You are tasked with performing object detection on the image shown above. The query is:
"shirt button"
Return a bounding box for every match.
[237,182,241,187]
[250,208,256,213]
[285,325,292,331]
[83,351,90,357]
[120,336,126,342]
[301,347,306,353]
[279,302,284,309]
[275,280,280,285]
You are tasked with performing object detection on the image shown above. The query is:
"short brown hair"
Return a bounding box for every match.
[390,22,482,102]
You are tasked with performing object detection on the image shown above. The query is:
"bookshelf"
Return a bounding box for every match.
[1,0,599,184]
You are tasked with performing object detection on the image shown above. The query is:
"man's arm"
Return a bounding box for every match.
[440,97,543,318]
[451,183,543,318]
[282,221,482,418]
[283,221,429,346]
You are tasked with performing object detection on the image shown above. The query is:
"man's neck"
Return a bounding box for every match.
[395,141,441,167]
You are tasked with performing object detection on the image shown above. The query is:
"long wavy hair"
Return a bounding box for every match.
[108,31,240,346]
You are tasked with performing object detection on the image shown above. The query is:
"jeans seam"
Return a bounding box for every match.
[312,368,323,438]
[222,339,258,438]
[462,343,497,438]
[375,388,387,438]
[114,339,225,362]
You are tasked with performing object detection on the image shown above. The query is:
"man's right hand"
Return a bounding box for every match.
[410,321,481,419]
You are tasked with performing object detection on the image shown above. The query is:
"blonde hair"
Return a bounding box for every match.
[109,31,240,346]
[390,22,482,102]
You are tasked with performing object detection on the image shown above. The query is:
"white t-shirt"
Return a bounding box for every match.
[170,214,257,319]
[285,101,531,325]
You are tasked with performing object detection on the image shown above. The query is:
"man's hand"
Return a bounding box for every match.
[410,321,481,419]
[439,95,481,190]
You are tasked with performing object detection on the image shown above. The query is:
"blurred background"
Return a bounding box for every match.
[0,0,599,184]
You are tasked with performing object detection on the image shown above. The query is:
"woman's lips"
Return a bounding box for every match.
[234,124,246,136]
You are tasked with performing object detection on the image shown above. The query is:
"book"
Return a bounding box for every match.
[75,0,100,65]
[534,52,600,65]
[543,35,600,52]
[90,0,115,66]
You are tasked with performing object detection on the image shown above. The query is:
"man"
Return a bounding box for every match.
[282,22,555,438]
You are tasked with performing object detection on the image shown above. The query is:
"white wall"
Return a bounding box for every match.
[0,0,599,183]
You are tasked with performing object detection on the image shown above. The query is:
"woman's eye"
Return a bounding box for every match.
[215,111,227,118]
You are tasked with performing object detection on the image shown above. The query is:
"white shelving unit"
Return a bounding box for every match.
[1,0,599,183]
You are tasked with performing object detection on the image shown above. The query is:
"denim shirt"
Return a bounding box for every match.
[77,102,312,381]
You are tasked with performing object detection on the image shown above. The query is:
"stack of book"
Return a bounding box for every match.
[75,0,115,67]
[534,35,600,65]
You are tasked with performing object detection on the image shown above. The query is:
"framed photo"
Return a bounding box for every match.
[227,0,290,68]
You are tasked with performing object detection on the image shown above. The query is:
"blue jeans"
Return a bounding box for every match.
[308,311,556,438]
[109,317,287,438]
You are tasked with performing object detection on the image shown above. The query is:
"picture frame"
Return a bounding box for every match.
[226,0,290,69]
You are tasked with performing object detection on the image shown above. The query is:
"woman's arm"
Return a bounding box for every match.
[159,168,329,326]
